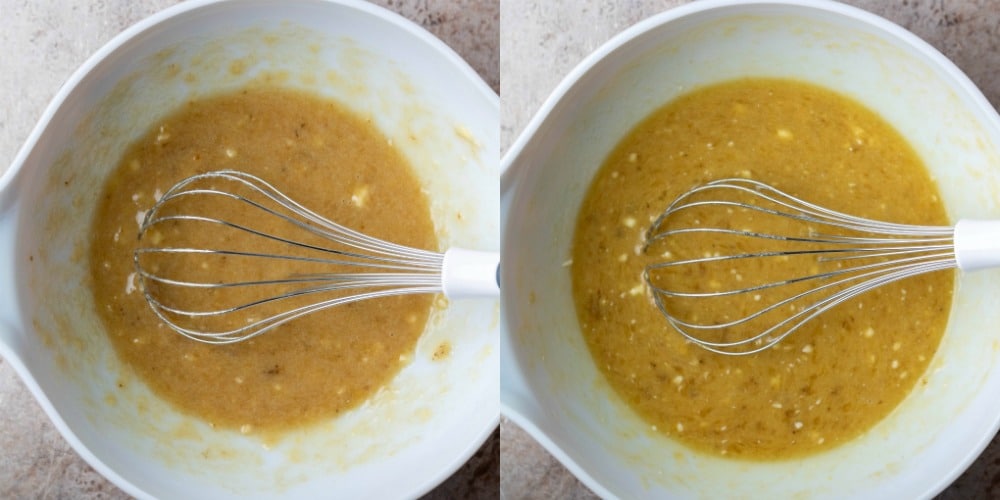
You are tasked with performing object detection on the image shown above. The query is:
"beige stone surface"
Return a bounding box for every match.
[0,0,497,498]
[500,0,1000,498]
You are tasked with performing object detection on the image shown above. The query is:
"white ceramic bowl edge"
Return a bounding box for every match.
[501,1,1000,498]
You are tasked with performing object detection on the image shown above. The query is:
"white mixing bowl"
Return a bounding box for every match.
[501,1,1000,498]
[0,0,498,498]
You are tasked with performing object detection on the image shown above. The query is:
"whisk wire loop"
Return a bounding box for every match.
[132,170,496,344]
[144,172,444,267]
[644,178,959,355]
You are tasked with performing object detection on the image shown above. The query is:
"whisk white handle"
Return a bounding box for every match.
[441,248,500,299]
[954,219,1000,272]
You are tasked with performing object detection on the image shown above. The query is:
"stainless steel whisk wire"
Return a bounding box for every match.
[134,170,499,344]
[643,178,966,355]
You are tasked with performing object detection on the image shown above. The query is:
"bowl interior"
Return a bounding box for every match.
[10,1,498,498]
[502,2,1000,498]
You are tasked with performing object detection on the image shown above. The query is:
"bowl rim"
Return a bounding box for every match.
[499,0,1000,498]
[0,0,499,205]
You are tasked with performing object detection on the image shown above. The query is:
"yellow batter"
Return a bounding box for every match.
[571,78,953,459]
[89,87,436,434]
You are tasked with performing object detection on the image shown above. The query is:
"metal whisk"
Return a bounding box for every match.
[643,178,1000,355]
[134,170,498,344]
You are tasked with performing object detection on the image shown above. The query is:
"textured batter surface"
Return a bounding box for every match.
[91,88,436,433]
[573,79,952,459]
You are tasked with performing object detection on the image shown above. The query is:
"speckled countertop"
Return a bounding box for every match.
[500,0,1000,499]
[0,1,497,498]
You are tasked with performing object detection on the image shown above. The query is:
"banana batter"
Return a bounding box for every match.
[572,78,953,459]
[89,87,436,434]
